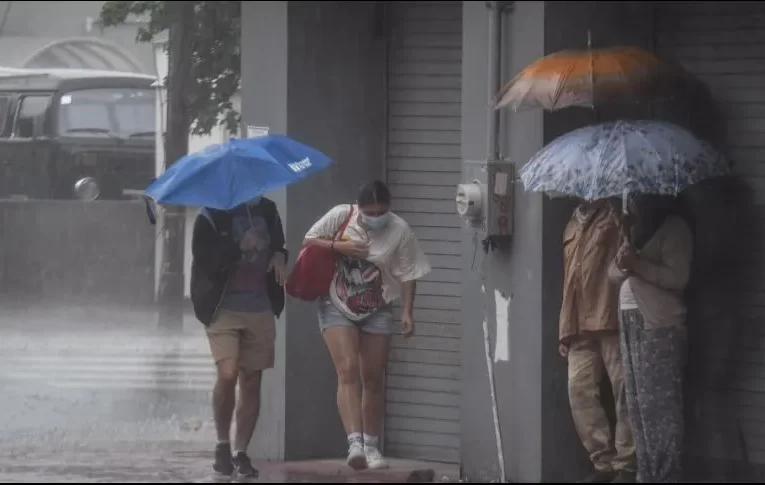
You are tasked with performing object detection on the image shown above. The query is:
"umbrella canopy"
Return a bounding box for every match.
[493,46,685,112]
[146,135,333,210]
[520,120,730,201]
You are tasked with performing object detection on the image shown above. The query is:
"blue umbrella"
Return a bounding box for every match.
[145,135,334,210]
[520,120,730,201]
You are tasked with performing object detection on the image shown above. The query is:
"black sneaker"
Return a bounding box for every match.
[213,442,234,476]
[233,451,259,478]
[578,470,618,483]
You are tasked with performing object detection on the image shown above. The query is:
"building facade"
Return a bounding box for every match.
[241,1,765,482]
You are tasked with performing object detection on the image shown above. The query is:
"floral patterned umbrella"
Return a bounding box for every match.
[520,120,730,201]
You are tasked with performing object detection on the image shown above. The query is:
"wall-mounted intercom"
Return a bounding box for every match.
[456,160,515,250]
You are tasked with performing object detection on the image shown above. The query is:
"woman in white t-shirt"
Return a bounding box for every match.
[302,180,431,471]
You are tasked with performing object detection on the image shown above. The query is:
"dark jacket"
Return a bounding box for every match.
[190,197,288,326]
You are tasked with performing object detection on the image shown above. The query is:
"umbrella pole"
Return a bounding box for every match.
[587,29,600,122]
[485,2,508,483]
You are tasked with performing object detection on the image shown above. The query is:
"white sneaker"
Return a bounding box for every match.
[346,441,367,471]
[364,446,389,470]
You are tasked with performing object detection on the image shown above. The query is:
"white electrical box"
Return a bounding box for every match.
[456,160,515,246]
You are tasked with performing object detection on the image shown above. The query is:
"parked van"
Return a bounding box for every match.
[0,68,156,200]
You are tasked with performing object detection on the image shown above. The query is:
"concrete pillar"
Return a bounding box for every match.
[459,2,547,481]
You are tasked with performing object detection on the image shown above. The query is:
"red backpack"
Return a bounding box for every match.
[285,205,354,301]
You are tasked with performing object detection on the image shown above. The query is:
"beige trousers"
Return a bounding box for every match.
[568,332,635,473]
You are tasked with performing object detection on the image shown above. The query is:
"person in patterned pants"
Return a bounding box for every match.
[610,195,694,483]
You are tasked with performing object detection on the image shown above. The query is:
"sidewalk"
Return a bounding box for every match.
[0,440,460,483]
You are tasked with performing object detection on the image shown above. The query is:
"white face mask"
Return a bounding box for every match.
[361,212,390,231]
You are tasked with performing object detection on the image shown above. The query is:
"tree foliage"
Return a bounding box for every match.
[100,1,241,136]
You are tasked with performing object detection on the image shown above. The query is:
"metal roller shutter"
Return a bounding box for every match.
[655,1,765,466]
[383,1,462,464]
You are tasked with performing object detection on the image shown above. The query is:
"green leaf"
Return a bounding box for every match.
[100,0,241,137]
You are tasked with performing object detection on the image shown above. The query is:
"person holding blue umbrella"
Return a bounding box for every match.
[191,195,287,479]
[146,134,334,478]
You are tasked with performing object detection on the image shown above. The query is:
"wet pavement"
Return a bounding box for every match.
[0,304,459,482]
[0,440,456,482]
[0,440,457,482]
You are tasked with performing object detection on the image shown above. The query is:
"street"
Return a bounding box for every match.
[0,305,215,482]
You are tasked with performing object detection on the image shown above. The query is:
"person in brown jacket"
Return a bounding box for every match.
[560,199,636,483]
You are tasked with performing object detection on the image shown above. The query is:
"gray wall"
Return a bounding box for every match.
[460,2,546,481]
[240,1,288,461]
[460,1,654,482]
[240,0,386,461]
[0,201,155,308]
[283,0,386,460]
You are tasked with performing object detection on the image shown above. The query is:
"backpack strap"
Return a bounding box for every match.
[200,208,215,231]
[261,199,277,234]
[200,208,233,236]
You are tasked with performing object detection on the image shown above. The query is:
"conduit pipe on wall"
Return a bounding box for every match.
[484,2,512,483]
[486,1,503,162]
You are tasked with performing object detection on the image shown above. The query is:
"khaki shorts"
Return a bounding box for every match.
[206,309,276,372]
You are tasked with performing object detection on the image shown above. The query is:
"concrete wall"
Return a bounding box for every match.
[239,0,386,461]
[240,1,288,461]
[459,1,654,482]
[460,2,546,481]
[0,201,155,307]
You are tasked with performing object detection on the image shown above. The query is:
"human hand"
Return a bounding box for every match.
[268,252,287,286]
[334,240,370,259]
[616,240,637,272]
[401,312,415,339]
[559,343,569,358]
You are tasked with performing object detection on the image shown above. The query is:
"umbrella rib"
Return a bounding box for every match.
[552,63,576,110]
[228,149,239,208]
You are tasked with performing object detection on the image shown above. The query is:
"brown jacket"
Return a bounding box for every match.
[559,203,621,344]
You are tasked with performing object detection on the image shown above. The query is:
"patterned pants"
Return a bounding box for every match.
[620,309,686,483]
[568,332,636,474]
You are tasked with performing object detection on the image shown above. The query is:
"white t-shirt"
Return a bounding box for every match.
[304,204,431,321]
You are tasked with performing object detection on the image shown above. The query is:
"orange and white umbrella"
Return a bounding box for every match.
[493,45,686,112]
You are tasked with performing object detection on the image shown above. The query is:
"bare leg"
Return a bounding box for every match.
[322,326,362,434]
[213,358,239,442]
[359,331,391,470]
[359,332,391,438]
[234,369,263,452]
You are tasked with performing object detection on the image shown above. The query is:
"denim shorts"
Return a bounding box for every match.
[317,298,394,335]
